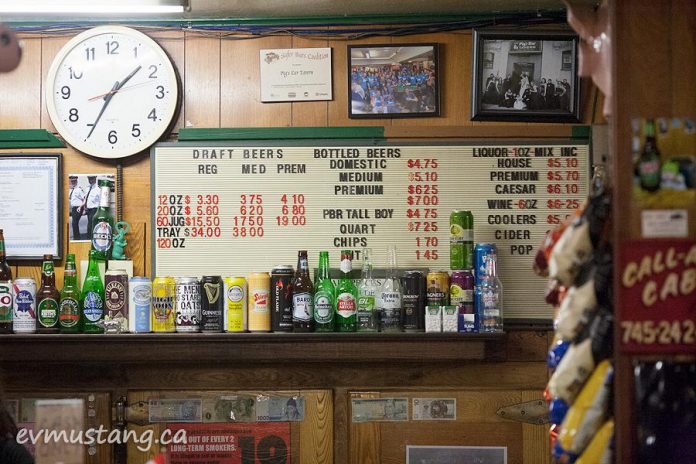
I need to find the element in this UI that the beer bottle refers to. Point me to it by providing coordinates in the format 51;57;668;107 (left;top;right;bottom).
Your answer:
37;254;60;333
638;119;661;192
335;250;358;332
313;251;335;332
80;249;105;333
91;178;114;261
0;229;13;334
377;245;402;333
357;248;379;332
59;254;81;333
291;250;314;332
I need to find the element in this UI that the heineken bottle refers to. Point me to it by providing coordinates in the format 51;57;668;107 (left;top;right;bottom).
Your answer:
91;178;114;261
313;251;335;332
37;254;60;333
80;249;105;334
335;250;358;332
59;254;81;333
357;248;379;332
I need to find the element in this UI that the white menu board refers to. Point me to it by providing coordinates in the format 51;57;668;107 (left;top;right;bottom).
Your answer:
152;141;589;320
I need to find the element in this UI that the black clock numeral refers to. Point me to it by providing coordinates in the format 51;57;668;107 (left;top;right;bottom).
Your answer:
69;108;79;122
156;85;165;99
148;65;158;79
60;86;71;99
68;67;83;79
106;41;119;55
86;47;95;61
133;46;138;58
131;123;141;137
108;130;118;144
148;108;157;121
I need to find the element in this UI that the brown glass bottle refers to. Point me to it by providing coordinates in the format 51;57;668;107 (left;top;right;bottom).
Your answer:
37;254;60;333
291;250;314;332
0;229;12;334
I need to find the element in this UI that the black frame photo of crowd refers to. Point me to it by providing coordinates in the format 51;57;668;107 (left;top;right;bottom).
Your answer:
348;43;440;118
471;30;581;123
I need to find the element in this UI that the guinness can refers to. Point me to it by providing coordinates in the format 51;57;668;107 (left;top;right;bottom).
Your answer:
200;276;224;333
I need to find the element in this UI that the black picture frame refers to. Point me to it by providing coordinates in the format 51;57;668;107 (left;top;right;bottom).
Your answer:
348;43;440;119
471;30;581;123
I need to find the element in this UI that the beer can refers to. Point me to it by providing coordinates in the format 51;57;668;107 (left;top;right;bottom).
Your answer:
0;281;12;331
474;243;498;286
450;270;476;333
13;278;36;333
248;272;271;332
450;210;474;270
152;277;176;333
128;277;152;333
200;276;224;333
105;269;129;333
401;270;425;332
223;277;247;332
176;277;201;333
426;271;449;307
271;265;294;332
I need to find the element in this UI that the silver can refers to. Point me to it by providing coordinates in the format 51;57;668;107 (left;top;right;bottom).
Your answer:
176;277;201;333
128;277;152;333
13;278;36;333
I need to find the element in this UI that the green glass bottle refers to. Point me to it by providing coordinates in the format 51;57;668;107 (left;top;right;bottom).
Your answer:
638;119;661;192
91;178;114;261
335;250;358;332
59;254;81;333
313;251;335;332
80;249;105;334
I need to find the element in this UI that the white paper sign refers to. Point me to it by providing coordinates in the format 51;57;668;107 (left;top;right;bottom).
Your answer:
260;48;332;102
641;209;689;238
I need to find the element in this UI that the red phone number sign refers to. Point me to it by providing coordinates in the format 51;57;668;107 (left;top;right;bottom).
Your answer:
618;239;696;353
167;423;290;464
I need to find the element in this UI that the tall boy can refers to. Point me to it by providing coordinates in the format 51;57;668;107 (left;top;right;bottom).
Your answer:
152;277;176;332
248;272;271;332
200;276;224;333
176;277;201;333
450;270;476;333
401;270;425;332
12;279;36;333
224;277;247;332
271;265;294;332
450;210;474;270
105;269;129;333
128;277;152;333
474;243;498;286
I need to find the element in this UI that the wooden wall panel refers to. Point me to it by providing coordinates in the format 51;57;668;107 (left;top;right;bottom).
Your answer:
0;37;41;129
183;33;221;128
291;36;329;126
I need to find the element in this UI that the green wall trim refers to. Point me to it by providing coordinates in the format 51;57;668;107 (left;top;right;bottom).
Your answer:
571;125;591;140
0;130;65;148
178;127;385;141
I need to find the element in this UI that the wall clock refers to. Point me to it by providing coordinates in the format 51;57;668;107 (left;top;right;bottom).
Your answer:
45;26;180;159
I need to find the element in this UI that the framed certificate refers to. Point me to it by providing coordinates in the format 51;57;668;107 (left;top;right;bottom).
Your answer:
0;153;62;260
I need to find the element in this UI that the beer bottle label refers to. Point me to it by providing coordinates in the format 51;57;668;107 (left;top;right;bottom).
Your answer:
83;291;104;322
105;281;126;313
292;292;313;321
336;292;357;318
42;261;54;276
59;297;79;328
0;284;11;323
313;292;333;322
38;298;58;327
92;221;113;252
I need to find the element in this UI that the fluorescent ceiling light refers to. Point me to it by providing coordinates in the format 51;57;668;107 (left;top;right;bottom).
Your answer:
0;0;189;14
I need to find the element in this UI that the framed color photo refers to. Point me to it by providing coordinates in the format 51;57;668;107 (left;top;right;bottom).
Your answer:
0;153;62;260
471;30;581;123
348;43;440;118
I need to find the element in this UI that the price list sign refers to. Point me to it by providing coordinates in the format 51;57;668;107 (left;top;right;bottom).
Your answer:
153;142;589;320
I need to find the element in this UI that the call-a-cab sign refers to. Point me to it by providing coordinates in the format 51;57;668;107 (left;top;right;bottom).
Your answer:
619;239;696;353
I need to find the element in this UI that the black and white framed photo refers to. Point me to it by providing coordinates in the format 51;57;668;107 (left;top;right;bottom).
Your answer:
471;30;581;123
348;43;440;118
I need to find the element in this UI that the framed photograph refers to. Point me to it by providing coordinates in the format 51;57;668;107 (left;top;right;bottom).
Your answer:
407;445;507;464
0;153;62;260
471;30;581;123
348;43;440;118
67;173;116;243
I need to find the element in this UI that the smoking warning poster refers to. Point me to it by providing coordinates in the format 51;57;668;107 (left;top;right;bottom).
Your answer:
167;423;290;464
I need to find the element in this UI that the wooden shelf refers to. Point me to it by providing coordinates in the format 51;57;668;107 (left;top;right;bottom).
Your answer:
0;332;505;364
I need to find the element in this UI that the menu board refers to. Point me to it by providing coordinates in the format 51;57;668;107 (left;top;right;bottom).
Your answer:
152;141;589;320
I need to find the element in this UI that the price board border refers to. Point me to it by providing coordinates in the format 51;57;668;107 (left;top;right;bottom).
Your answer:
150;138;592;325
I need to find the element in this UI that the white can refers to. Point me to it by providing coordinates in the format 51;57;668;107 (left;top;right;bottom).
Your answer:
13;278;36;333
128;277;152;333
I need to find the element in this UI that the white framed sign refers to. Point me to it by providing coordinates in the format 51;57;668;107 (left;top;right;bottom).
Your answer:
260;47;332;102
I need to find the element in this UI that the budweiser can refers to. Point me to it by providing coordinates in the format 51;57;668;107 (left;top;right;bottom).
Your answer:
152;277;176;333
176;277;201;333
248;272;270;332
224;277;247;332
128;277;152;333
105;269;129;333
13;278;36;333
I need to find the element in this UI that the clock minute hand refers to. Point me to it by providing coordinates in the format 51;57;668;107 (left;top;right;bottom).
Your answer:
86;80;119;139
115;65;142;92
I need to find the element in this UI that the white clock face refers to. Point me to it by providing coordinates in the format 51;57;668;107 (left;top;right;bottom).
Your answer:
46;26;179;158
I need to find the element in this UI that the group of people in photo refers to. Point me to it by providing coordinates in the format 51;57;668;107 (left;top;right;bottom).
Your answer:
351;63;437;114
482;70;572;111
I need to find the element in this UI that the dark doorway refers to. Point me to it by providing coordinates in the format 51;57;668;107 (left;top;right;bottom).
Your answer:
513;62;535;82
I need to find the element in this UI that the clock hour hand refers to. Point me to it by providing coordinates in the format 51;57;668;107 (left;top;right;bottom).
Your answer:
86;80;119;139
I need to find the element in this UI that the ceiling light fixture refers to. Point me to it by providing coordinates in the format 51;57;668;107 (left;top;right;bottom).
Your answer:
0;0;189;14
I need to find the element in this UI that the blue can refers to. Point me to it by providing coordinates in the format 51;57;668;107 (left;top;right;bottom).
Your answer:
474;243;497;286
128;277;152;333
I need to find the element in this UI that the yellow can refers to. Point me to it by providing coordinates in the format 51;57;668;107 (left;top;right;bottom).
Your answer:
152;276;176;332
224;277;247;332
247;272;270;332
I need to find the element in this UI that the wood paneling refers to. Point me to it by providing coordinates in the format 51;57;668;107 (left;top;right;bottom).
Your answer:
184;33;221;128
291;36;329;127
0;37;41;129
